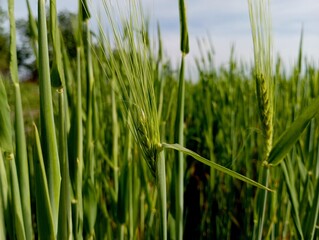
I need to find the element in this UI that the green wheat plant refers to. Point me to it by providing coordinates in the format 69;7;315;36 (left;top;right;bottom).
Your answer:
248;0;274;239
248;0;273;160
173;0;189;238
249;1;319;239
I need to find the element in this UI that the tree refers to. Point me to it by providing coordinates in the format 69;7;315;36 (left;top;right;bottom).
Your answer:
16;10;78;81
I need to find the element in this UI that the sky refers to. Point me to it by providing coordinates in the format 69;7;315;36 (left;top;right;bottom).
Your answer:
5;0;319;75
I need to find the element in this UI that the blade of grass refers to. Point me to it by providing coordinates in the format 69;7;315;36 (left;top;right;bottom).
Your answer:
0;79;13;153
268;96;319;166
304;179;319;240
84;20;95;184
68;4;85;237
0;78;25;239
162;143;273;191
8;0;18;85
0;77;12;238
25;0;38;59
8;0;32;237
82;18;98;237
117;156;129;225
9;155;26;240
49;0;64;88
67;46;84;239
255;167;269;240
38;0;61;233
83;179;97;238
280;161;304;239
13;84;32;240
33;123;55;240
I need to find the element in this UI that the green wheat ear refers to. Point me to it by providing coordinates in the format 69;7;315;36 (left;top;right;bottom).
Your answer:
131;106;161;177
100;0;162;176
248;0;274;159
255;72;273;158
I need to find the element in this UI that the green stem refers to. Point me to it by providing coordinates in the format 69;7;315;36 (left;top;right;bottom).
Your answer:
84;20;95;183
174;55;186;240
57;89;71;239
112;77;119;197
177;0;189;235
14;84;32;240
33;124;55;240
9;155;26;240
75;46;84;239
157;150;167;240
255;167;269;240
128;134;134;240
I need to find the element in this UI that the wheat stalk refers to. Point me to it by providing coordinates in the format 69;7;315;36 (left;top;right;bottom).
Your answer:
248;0;274;239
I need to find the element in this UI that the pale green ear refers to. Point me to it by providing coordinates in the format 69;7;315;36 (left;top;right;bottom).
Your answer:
248;0;274;159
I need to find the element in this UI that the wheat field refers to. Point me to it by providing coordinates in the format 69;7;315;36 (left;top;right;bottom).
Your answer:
1;0;319;239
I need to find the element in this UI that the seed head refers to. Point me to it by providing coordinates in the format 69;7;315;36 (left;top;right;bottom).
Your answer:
248;0;274;159
131;106;161;177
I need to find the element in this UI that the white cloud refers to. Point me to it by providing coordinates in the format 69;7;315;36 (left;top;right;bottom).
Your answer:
150;0;319;72
9;0;319;74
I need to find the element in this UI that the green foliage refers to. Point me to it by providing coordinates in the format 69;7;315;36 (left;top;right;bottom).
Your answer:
269;96;319;166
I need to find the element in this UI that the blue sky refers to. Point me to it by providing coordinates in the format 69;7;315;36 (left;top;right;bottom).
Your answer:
9;0;319;73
